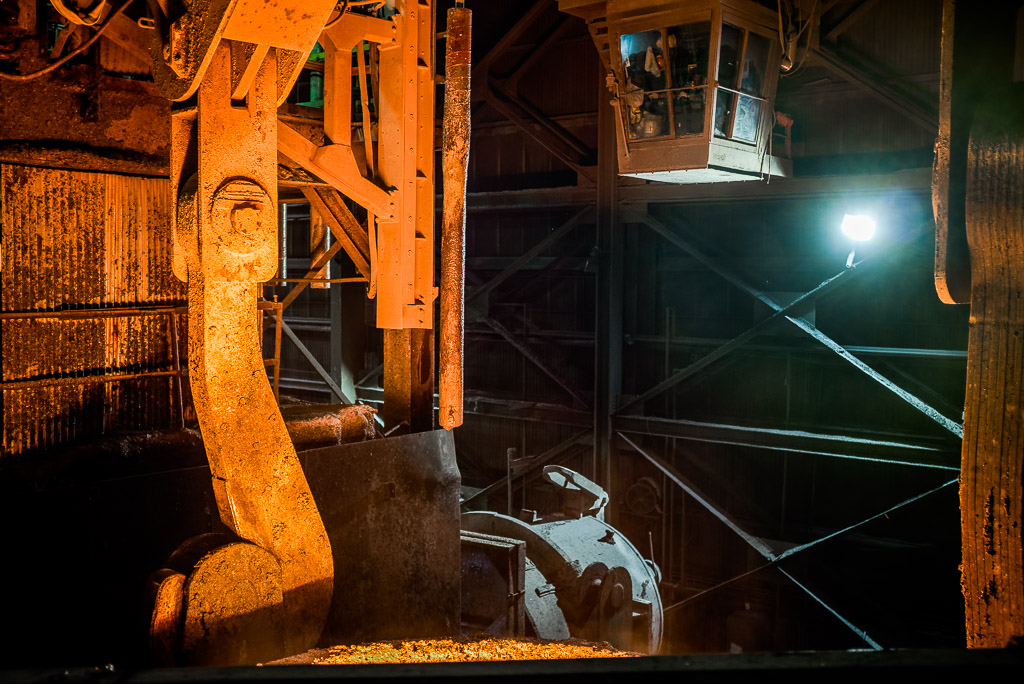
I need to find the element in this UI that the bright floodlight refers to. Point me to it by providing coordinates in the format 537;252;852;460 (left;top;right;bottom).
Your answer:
841;214;876;241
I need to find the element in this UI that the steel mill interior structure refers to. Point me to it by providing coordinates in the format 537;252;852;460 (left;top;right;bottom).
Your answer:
2;0;1024;678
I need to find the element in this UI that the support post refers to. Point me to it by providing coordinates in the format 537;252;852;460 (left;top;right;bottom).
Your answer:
593;84;621;519
383;328;435;434
439;4;471;430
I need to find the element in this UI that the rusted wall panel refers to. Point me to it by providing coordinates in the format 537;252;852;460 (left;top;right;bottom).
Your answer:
1;165;184;456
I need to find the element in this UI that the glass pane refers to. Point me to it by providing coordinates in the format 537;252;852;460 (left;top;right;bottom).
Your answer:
732;94;761;142
718;23;742;89
667;22;711;89
622;82;643;140
714;90;735;137
624;90;669;140
620;29;666;92
740;31;770;96
632;92;669;138
673;88;705;135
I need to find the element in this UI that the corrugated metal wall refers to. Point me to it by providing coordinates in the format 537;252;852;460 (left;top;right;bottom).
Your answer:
1;164;184;457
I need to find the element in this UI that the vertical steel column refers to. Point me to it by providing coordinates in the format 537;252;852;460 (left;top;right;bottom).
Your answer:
383;327;434;433
439;3;471;430
376;0;435;328
593;84;622;520
377;0;436;432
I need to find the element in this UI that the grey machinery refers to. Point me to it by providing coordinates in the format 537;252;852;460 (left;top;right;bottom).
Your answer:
461;466;663;654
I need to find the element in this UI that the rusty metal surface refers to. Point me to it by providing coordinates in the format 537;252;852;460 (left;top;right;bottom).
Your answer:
99;12;153;75
300;429;461;645
1;164;185;457
160;39;333;664
145;0;335;103
959;84;1024;648
0;428;219;666
0;423;455;665
280;403;377;451
0;32;170;175
150;570;187;666
932;1;1017;305
180;541;288;666
383;328;434;433
439;6;471;431
929;1;1024;647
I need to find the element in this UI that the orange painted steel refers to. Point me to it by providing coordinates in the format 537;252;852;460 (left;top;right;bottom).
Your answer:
375;1;436;330
147;0;339;663
277;2;442;431
258;298;284;400
300;186;372;281
162;42;333;665
144;0;457;662
145;0;335;104
291;3;437;331
439;6;471;430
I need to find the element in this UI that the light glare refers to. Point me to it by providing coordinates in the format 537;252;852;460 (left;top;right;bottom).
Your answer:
841;214;876;241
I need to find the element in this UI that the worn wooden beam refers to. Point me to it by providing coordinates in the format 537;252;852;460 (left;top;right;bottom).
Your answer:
811;44;938;131
468;205;593;307
823;0;882;42
481;315;590;409
471;0;552;84
483;82;596;181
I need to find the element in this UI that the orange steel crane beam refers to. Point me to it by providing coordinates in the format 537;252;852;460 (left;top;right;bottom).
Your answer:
145;0;465;663
277;4;438;332
276;1;444;432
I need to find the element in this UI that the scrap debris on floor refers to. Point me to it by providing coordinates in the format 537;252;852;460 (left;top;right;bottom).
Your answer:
270;635;642;665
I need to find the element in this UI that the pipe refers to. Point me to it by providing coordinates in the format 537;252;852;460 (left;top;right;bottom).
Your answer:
439;4;471;430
